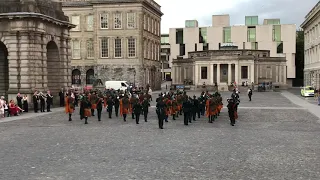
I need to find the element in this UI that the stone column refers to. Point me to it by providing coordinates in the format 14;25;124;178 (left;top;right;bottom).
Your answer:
283;65;287;85
209;63;213;85
217;63;220;84
228;63;232;85
251;63;255;84
192;65;195;85
279;65;282;83
276;65;279;82
235;63;238;85
7;32;21;95
195;64;199;86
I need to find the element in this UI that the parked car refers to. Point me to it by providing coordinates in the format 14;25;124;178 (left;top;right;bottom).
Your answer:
301;86;315;97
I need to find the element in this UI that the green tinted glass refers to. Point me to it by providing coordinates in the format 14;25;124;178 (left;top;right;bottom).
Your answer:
200;28;207;43
248;28;256;42
251;16;258;25
223;27;231;43
245;17;251;25
273;25;281;41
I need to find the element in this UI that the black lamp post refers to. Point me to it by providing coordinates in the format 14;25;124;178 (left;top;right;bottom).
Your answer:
133;70;136;87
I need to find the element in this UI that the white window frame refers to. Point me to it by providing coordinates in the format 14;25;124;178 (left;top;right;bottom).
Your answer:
114;13;122;29
127;12;136;29
100;13;109;29
114;38;122;58
71;15;80;31
86;15;93;31
87;39;94;58
127;38;136;57
72;40;81;59
144;40;147;58
100;38;109;58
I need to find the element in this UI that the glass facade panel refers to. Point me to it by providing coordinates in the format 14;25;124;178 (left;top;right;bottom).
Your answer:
223;27;231;43
247;27;256;42
201;67;208;79
176;29;183;44
251;42;258;50
161;36;169;44
199;28;207;43
245;16;258;25
267;19;280;25
273;25;281;41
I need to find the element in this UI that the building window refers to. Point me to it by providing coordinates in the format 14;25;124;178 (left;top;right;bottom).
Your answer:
71;16;80;31
251;42;258;50
72;69;81;85
86;69;94;85
201;67;208;79
241;66;248;79
127;12;136;28
267;19;280;25
87;40;94;58
151;19;154;33
101;38;109;58
273;25;281;41
176;29;184;44
203;43;209;51
195;43;197;51
87;15;93;31
128;38;136;57
148;17;150;31
100;13;108;29
247;27;256;42
277;42;283;53
223;27;231;43
199;28;207;43
151;43;154;60
114;38;122;57
72;40;80;59
144;15;146;29
144;40;147;58
179;44;185;56
245;16;258;26
243;42;245;49
114;13;122;29
161;35;169;45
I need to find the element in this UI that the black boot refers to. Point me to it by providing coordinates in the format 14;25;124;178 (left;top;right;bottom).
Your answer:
85;117;88;124
173;114;176;120
69;114;72;121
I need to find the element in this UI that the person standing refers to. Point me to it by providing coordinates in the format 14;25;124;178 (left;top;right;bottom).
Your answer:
114;96;120;117
182;98;191;125
156;96;166;129
59;88;65;107
39;92;46;112
33;91;39;113
248;88;253;101
107;96;114;118
90;91;97;116
133;102;142;124
129;95;138;119
141;97;150;122
96;93;104;121
46;91;53;112
65;90;75;121
80;93;91;124
120;95;130;122
227;99;236;126
16;93;23;112
22;95;28;112
192;95;200;120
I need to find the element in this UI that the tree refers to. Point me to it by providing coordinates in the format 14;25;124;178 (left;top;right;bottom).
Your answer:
295;31;304;85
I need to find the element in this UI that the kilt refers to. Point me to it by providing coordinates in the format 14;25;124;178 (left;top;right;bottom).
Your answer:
84;108;91;117
91;104;97;109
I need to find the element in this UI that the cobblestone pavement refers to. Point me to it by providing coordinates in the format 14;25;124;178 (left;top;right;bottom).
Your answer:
0;91;319;180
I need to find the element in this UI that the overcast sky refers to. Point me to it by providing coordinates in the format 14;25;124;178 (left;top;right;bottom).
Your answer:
154;0;319;33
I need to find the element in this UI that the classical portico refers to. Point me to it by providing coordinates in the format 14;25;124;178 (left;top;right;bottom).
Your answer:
172;49;287;91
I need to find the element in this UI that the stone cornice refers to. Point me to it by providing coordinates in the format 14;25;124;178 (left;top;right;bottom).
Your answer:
0;12;76;28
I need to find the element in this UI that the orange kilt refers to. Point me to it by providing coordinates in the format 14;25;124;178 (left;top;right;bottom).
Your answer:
65;106;74;114
84;108;91;117
121;108;129;115
91;104;97;109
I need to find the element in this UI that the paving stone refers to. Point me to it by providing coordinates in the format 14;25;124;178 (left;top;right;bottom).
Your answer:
0;91;319;180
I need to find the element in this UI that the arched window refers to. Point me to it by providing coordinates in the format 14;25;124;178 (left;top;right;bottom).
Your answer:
72;69;81;84
86;69;94;84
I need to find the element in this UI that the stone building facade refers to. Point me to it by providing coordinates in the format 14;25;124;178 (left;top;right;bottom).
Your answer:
62;0;163;90
301;1;320;88
172;49;287;91
0;0;74;103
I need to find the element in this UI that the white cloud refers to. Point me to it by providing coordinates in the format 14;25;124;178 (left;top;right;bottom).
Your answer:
154;0;248;33
154;0;319;33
